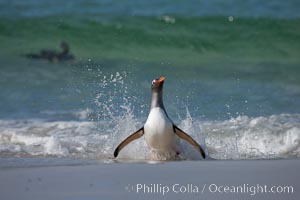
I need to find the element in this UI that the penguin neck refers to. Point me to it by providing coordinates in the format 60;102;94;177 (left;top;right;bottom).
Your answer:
151;91;165;110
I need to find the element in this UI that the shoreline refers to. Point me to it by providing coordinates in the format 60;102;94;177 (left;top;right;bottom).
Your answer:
0;158;299;200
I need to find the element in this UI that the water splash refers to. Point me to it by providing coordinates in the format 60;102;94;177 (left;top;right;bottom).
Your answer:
92;71;148;160
0;114;300;160
1;70;300;160
204;114;300;159
92;72;207;160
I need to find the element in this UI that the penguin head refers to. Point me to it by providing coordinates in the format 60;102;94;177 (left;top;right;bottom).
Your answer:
151;76;165;91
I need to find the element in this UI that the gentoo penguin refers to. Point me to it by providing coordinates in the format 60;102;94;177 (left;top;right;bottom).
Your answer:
24;41;74;62
114;77;206;160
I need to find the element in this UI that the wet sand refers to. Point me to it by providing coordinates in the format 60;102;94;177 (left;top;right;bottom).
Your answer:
0;159;298;200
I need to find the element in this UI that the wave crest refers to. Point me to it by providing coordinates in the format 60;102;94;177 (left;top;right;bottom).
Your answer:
0;113;299;160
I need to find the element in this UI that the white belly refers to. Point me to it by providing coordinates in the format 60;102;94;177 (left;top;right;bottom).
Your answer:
144;108;177;151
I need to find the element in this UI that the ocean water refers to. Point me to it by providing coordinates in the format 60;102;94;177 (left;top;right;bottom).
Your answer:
0;0;300;162
1;0;300;18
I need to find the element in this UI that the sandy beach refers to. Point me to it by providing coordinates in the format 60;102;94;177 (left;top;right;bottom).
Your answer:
0;158;298;200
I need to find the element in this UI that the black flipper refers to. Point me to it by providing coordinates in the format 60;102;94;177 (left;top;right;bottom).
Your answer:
173;125;206;159
113;127;144;158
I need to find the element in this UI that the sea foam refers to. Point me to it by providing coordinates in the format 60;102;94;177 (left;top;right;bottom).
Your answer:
0;113;300;160
1;70;300;160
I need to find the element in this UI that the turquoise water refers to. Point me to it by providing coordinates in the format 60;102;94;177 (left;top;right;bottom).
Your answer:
0;1;300;160
1;0;300;18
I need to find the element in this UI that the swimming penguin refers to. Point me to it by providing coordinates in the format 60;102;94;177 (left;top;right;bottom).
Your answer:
24;41;74;62
114;77;206;160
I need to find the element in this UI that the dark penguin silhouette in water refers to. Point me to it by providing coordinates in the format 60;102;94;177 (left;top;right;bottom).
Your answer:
114;77;206;160
25;41;74;62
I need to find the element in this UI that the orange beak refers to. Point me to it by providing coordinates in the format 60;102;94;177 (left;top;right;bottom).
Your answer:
157;76;165;83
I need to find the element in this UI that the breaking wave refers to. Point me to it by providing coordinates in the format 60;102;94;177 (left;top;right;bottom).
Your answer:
0;113;299;160
1;70;300;161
